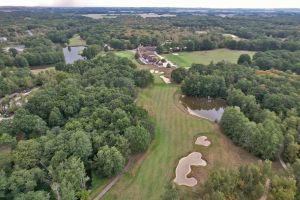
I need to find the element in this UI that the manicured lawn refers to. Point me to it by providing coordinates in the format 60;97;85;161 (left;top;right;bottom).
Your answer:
162;49;256;68
115;50;135;60
102;75;258;200
68;34;86;46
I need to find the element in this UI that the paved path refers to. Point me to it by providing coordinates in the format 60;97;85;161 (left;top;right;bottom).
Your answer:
93;158;133;200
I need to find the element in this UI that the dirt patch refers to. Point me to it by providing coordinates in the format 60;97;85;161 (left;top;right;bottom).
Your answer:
174;152;207;187
195;136;211;147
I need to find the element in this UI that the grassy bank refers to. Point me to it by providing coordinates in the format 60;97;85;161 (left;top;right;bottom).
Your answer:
102;75;257;200
162;49;256;67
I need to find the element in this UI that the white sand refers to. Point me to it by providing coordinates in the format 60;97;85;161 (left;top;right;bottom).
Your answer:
154;70;159;74
160;76;171;84
150;70;154;73
160;72;164;74
195;136;211;147
172;53;179;56
174;152;207;187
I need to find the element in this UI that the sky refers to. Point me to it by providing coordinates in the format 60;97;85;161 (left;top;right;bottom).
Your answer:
0;0;300;8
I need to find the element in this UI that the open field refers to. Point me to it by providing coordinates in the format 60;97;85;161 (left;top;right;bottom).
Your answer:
162;49;256;68
68;34;86;46
102;75;259;200
82;14;118;19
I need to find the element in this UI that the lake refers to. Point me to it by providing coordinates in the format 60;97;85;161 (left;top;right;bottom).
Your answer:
63;46;86;64
180;96;227;122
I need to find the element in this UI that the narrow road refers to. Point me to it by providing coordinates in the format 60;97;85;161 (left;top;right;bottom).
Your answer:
93;158;133;200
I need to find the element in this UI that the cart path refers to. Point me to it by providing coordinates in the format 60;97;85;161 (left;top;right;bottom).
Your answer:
93;157;134;200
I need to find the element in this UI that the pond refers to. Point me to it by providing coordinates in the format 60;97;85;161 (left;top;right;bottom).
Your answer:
180;96;227;122
63;46;86;64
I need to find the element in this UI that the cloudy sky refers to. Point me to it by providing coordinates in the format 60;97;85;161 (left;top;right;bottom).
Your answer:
0;0;299;8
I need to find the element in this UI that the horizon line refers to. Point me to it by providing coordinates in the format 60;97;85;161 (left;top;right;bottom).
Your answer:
0;6;300;9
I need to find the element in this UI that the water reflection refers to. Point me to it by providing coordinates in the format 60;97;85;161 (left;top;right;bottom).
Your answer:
63;46;86;64
180;96;226;122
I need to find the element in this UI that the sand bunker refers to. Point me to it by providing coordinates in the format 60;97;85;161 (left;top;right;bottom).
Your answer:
150;70;154;73
160;76;171;84
155;70;159;74
174;152;207;187
172;53;179;56
195;136;211;147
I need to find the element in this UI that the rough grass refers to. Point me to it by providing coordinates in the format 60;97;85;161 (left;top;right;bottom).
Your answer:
162;49;256;68
89;172;110;199
68;34;86;46
102;75;258;200
30;66;55;74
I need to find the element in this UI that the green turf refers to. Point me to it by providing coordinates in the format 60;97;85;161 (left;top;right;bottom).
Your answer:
162;49;256;68
115;50;135;60
68;34;86;46
101;75;257;200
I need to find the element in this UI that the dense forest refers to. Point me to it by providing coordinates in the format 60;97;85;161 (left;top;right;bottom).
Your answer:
0;54;154;199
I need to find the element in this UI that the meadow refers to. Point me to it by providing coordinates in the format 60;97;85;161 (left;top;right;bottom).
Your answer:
163;49;255;68
102;75;258;200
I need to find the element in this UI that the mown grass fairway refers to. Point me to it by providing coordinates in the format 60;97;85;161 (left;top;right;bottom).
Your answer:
102;76;258;200
115;50;135;60
163;49;256;67
68;34;86;46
